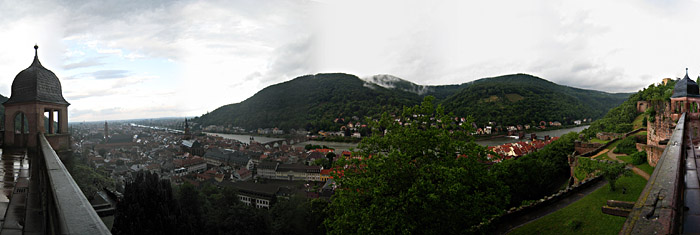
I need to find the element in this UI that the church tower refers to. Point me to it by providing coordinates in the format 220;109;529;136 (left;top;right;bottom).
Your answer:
104;121;109;142
184;118;191;140
3;45;70;149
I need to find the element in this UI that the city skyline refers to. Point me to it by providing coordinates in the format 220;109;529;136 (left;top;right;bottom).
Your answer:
0;0;698;121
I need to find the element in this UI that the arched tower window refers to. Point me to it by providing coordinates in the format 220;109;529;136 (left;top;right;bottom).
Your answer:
13;112;28;134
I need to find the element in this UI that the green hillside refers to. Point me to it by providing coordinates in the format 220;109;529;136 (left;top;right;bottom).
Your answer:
441;74;631;126
194;73;630;131
582;80;675;137
195;73;420;131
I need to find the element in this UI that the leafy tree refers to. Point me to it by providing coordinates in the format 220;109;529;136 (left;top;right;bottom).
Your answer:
614;137;638;155
630;151;647;165
270;196;327;235
177;183;205;234
583;80;674;138
200;185;271;235
112;171;180;235
578;159;631;191
325;152;336;168
325;97;508;234
68;163;115;200
600;162;632;191
491;132;578;206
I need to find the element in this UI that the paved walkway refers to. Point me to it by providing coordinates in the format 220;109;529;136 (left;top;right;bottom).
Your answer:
495;179;608;234
605;149;651;180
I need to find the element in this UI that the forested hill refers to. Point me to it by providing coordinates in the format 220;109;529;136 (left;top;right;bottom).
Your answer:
194;73;631;131
194;73;421;131
0;94;8;116
441;74;631;126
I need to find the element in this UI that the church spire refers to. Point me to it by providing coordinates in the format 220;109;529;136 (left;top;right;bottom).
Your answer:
32;44;42;67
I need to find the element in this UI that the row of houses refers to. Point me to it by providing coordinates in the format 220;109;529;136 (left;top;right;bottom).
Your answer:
258;162;322;181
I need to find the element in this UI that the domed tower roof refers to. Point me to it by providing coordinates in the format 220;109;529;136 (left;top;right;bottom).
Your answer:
4;45;69;105
671;68;700;98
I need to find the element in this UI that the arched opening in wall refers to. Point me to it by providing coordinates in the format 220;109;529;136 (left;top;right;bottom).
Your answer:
43;110;60;134
681;101;686;113
13;112;28;134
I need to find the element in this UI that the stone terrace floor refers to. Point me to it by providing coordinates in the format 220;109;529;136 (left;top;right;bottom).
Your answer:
0;148;41;235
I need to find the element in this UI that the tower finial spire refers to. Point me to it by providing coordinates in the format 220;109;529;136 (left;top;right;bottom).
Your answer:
687;68;689;76
31;44;42;66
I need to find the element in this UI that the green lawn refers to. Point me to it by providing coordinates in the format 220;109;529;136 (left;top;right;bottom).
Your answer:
510;174;647;235
617;155;632;164
589;138;609;144
637;163;654;175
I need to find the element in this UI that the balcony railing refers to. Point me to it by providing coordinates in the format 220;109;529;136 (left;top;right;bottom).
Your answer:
620;113;685;234
37;134;110;234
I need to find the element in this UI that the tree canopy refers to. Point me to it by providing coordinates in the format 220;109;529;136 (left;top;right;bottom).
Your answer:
325;97;509;234
582;80;675;137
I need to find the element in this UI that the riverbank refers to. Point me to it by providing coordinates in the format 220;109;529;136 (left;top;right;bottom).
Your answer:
476;125;589;147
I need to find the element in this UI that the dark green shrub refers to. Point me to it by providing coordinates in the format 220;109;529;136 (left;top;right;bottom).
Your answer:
614;137;638;155
630;151;647;165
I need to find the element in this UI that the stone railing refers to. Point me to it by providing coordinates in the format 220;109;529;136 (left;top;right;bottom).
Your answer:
620;113;685;234
38;134;111;234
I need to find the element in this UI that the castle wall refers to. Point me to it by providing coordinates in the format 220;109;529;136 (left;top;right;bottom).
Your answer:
637;101;650;113
646;101;673;166
646;100;700;166
574;141;602;155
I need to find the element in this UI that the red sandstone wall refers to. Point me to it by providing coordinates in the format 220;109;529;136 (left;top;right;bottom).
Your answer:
637;101;650;113
646;101;673;167
574;141;603;155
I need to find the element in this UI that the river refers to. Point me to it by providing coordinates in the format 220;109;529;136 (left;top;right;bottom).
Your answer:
206;125;590;150
474;125;589;146
204;132;283;144
206;132;358;152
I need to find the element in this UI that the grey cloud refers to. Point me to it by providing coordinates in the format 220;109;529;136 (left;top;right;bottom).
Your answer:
92;70;130;79
261;36;315;83
57;0;312;61
66;88;114;100
63;57;105;70
66;70;131;80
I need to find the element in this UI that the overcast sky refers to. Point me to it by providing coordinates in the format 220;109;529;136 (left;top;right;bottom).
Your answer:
0;0;697;121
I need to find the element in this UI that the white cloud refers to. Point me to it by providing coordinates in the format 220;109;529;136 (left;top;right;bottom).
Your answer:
0;0;698;121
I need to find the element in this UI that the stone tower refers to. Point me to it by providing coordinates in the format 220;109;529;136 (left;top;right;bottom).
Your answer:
670;68;700;120
3;45;70;149
184;118;191;140
104;121;109;141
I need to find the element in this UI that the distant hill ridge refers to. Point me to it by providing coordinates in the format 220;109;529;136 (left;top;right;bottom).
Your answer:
194;73;631;131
